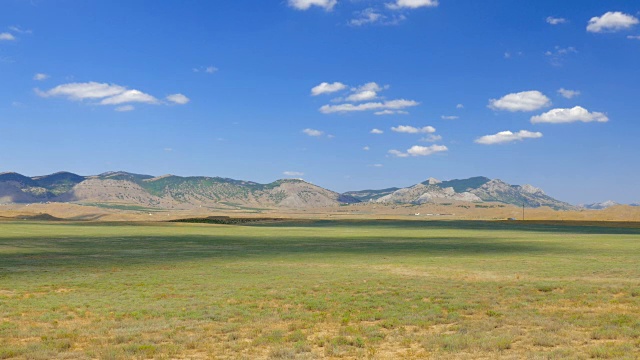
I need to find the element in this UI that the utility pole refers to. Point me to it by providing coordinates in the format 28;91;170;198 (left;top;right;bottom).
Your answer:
522;202;525;221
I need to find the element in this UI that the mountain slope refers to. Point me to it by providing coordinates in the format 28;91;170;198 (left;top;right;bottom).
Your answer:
0;171;575;210
468;179;574;210
345;177;574;210
0;171;358;208
342;187;400;202
376;183;481;204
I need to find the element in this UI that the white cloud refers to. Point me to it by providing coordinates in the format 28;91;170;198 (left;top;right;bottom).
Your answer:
441;115;458;120
408;144;447;156
320;99;418;114
346;90;377;102
420;134;442;142
33;73;49;81
349;8;405;26
391;125;436;134
488;90;551;112
546;16;567;25
100;90;158;105
283;171;305;176
303;128;324;137
370;128;384;134
115;105;135;112
164;148;173;152
390;144;447;157
587;11;639;33
36;81;187;108
387;0;438;10
557;88;580;99
456;104;464;109
374;110;408;115
388;149;409;158
350;8;383;26
166;93;190;105
363;146;370;151
288;0;337;11
346;82;384;102
311;82;347;96
531;106;608;124
38;82;127;100
370;164;384;167
628;35;640;40
475;130;542;145
0;32;16;41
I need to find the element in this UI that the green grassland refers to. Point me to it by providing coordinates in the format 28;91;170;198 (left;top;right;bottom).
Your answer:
1;220;639;359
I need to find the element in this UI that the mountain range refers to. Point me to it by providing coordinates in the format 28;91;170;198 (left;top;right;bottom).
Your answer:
0;171;587;210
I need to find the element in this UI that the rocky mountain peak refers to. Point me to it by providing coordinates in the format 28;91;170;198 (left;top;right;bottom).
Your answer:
425;177;441;185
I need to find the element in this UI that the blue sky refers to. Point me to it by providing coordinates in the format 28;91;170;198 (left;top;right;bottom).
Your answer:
1;0;639;204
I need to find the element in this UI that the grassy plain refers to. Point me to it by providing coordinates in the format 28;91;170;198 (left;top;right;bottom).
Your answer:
1;220;639;359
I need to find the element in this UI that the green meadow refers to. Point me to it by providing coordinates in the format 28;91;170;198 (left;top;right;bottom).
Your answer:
1;220;639;359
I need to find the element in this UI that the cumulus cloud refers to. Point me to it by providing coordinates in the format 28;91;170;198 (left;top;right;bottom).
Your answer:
33;73;49;81
303;128;324;137
475;130;542;145
36;81;188;109
441;115;458;120
283;171;304;176
530;106;608;124
391;125;435;134
115;105;135;112
166;93;190;105
0;32;16;41
387;0;438;10
320;99;418;114
587;11;639;33
288;0;337;11
456;104;464;109
628;35;640;40
363;146;370;151
420;134;442;142
311;82;347;96
370;164;384;167
346;82;384;102
370;128;384;134
389;144;448;157
546;16;567;25
557;88;580;99
488;90;551;112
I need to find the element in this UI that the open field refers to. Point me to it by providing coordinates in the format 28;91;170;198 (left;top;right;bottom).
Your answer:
1;220;640;359
2;201;640;223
